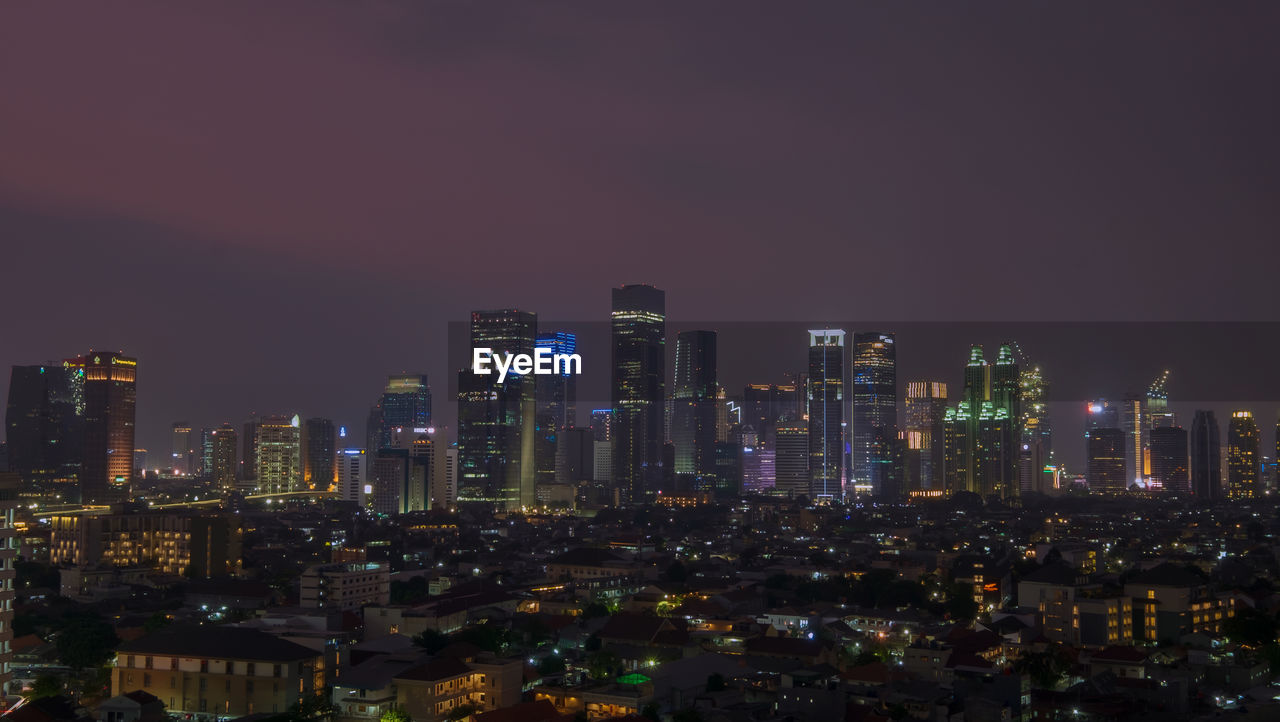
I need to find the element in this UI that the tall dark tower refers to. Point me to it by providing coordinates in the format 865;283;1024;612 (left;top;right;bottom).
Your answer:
535;331;577;489
807;329;845;501
1086;428;1126;492
851;332;897;497
458;310;537;510
1190;410;1222;500
1018;363;1052;494
78;351;137;504
301;417;336;491
1226;410;1260;499
671;330;718;493
1149;425;1189;493
4;364;84;502
611;285;665;505
210;423;238;491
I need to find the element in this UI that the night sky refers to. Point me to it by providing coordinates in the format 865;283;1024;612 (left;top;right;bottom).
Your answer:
3;2;1279;466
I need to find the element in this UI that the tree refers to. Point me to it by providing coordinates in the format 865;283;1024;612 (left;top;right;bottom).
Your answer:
143;612;171;633
641;702;661;721
27;674;62;700
56;613;119;670
413;629;451;653
1013;644;1072;689
945;583;979;621
445;704;475;721
666;561;688;583
705;672;726;692
537;656;566;676
1224;607;1279;647
380;710;411;722
586;650;620;680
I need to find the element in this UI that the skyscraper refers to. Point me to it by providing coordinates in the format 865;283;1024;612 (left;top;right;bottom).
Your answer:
4;364;84;501
807;329;844;501
0;473;17;694
457;309;536;510
337;448;367;506
171;422;193;474
1018;365;1052;494
851;332;897;497
904;381;948;493
1086;427;1126;493
210;423;238;491
1147;371;1174;428
611;285;665;504
774;420;809;498
1226;410;1260;499
1149;425;1189;493
78;351;137;505
943;345;1019;500
1190;410;1222;500
1121;395;1148;487
535;331;577;489
671;330;718;493
367;374;432;454
301;417;336;491
255;415;301;495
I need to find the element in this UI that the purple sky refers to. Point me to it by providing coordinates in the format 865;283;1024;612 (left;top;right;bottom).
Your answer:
3;2;1279;459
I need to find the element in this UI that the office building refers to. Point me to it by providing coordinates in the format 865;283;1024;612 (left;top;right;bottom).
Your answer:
4;363;84;501
943;345;1020;500
78;351;137;504
807;329;844;501
50;510;242;577
1018;365;1052;494
337;449;368;506
904;381;947;492
301;417;336;491
1190;410;1221;500
611;285;665;504
210;424;239;491
457;309;536;510
671;330;718;493
255;415;301;495
1121;395;1147;487
300;562;390;611
1086;428;1126;493
367;374;432;455
1149;426;1189;493
775;421;809;499
1227;410;1260;499
851;332;897;496
535;331;577;488
171;422;193;474
0;473;16;695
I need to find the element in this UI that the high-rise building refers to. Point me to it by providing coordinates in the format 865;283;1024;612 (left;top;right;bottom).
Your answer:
1190;410;1222;500
0;473;16;695
671;330;718;493
943;345;1020;500
1121;395;1148;487
1149;426;1189;493
590;409;614;443
367;374;432;457
199;427;215;478
1018;365;1052;494
458;309;536;510
1227;410;1260;499
171;422;193;474
1086;427;1126;493
535;332;578;489
611;285;665;504
1147;371;1174;428
742;382;804;435
4;364;84;502
255;415;301;495
301;417;337;491
904;381;947;493
210;423;238;491
807;330;845;501
774;421;809;499
78;351;137;505
337;448;368;506
851;332;897;497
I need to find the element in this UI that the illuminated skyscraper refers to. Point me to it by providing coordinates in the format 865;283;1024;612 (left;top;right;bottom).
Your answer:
851;332;897;497
611;285;665;504
1227;410;1260;499
535;331;577;488
302;417;336;491
457;309;536;510
171;422;193;474
1149;425;1189;493
807;329;845;501
1190;410;1222;500
1121;395;1147;487
337;448;367;506
255;415;301;495
0;472;16;693
79;351;137;504
4;364;84;501
1147;371;1174;428
210;423;238;491
1018;365;1052;494
1086;399;1120;430
591;409;614;443
671;330;718;493
904;381;948;493
367;374;432;454
944;345;1019;500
